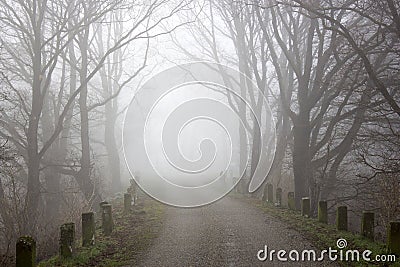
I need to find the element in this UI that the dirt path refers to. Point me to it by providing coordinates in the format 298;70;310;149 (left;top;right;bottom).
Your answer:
138;197;338;266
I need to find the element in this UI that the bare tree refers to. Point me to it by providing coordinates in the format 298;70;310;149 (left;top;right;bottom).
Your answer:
289;0;400;117
0;0;191;237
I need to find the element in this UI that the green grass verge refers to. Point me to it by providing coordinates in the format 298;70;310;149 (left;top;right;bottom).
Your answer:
237;195;399;267
38;196;165;267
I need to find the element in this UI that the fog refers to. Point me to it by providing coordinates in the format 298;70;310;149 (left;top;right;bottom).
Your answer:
123;62;276;206
0;0;399;264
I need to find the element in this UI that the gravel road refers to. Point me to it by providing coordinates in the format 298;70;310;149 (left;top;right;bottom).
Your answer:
139;197;338;266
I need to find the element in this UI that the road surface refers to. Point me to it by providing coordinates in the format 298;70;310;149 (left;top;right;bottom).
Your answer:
139;197;338;266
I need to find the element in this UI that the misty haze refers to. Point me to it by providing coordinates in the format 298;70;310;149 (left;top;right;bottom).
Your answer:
0;0;399;266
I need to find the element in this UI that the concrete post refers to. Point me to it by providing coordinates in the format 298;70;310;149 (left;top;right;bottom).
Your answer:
361;211;374;240
102;204;113;235
59;222;75;258
267;184;273;203
124;193;132;213
276;188;282;207
262;185;268;202
82;212;95;246
288;192;295;210
318;201;328;224
387;221;400;255
98;200;108;213
16;236;36;267
301;197;310;217
336;206;348;231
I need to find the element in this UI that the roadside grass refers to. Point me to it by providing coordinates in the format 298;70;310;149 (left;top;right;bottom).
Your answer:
235;195;399;267
38;196;165;267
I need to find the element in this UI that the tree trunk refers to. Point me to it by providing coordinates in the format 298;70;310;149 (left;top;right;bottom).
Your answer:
77;22;94;200
104;107;121;193
292;113;312;210
24;23;43;234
